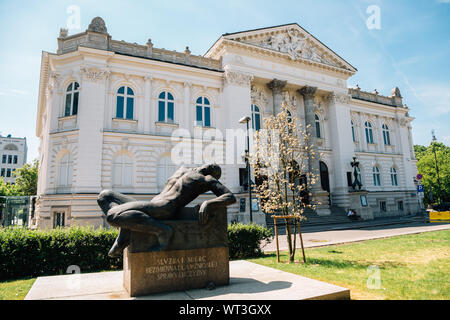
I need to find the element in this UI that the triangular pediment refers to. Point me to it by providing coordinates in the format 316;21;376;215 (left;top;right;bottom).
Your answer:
219;23;356;73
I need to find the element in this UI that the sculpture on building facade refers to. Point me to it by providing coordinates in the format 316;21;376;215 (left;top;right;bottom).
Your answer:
350;157;362;191
97;163;236;257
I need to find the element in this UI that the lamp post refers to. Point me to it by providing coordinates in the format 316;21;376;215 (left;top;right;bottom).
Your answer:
431;130;443;207
239;116;253;223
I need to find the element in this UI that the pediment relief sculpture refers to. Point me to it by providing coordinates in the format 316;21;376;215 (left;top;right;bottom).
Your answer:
251;85;268;105
255;29;340;68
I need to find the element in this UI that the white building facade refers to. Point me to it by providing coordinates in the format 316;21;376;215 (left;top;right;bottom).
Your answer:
33;17;421;229
0;134;27;184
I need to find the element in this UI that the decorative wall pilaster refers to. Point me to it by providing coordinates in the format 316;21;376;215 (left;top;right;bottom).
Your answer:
267;79;287;115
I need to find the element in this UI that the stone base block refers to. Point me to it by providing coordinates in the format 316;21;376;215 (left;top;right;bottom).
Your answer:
123;247;229;297
348;191;373;220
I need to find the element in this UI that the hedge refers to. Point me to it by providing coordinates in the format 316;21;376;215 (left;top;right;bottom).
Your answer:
227;223;273;260
0;224;273;281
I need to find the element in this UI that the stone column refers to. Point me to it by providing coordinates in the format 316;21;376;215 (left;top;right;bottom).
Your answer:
298;86;331;216
267;79;287;115
143;75;152;133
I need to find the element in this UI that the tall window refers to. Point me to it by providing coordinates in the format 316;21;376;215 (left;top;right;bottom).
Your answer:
116;86;134;120
13;155;18;164
372;166;381;186
58;153;73;186
158;91;174;123
0;168;4;177
6;169;11;178
8;155;12;164
351;120;356;142
390;167;398;186
157;156;176;191
382;124;391;145
113;154;133;187
251;104;261;131
365;121;374;144
2;155;6;163
64;82;79;117
196;97;211;127
315;114;321;138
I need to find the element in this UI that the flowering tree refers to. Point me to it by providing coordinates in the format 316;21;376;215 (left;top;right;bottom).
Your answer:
250;105;320;263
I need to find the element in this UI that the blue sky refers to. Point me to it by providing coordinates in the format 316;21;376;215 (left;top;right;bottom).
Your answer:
0;0;449;163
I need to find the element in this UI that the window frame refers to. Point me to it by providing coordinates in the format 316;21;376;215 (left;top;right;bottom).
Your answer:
64;82;80;117
195;96;211;127
158;91;175;123
116;86;135;120
390;167;398;186
251;104;261;131
314;114;322;139
365;121;374;144
372;166;381;186
382;124;391;145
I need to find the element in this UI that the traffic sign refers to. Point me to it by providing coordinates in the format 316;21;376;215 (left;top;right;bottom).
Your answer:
416;174;423;180
417;185;424;193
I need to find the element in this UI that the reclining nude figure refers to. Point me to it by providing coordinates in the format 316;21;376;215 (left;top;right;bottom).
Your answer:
97;164;236;257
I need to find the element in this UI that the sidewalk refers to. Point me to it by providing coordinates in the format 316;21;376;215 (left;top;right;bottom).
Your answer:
262;220;450;252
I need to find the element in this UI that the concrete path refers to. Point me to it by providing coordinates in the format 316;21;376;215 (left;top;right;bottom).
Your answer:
263;221;450;252
25;260;349;300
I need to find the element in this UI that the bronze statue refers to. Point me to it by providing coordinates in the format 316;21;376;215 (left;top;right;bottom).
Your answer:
97;163;236;257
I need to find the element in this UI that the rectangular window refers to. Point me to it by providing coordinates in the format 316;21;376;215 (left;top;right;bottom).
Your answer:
116;96;124;118
398;201;404;211
8;155;12;164
6;169;11;178
53;212;65;228
65;94;72;116
72;92;79;115
204;106;211;127
196;106;202;126
167;102;174;123
1;168;4;177
126;97;134;119
2;155;6;163
158;101;165;122
13;155;18;164
379;201;387;212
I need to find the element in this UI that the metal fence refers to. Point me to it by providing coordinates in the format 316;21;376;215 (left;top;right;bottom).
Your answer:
0;196;34;227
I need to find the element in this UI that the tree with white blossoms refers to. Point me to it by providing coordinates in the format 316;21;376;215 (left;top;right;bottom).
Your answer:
250;105;320;263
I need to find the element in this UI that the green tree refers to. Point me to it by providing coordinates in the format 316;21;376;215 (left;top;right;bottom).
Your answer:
13;160;39;196
414;143;450;205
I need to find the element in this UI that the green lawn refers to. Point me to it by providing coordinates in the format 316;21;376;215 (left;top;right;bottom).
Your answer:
249;230;450;300
0;278;35;300
1;230;449;300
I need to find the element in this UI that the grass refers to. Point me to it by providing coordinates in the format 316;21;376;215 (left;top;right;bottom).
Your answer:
0;278;36;300
248;230;450;300
1;230;449;300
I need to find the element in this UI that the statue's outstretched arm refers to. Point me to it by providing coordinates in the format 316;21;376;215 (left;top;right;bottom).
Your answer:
199;177;236;224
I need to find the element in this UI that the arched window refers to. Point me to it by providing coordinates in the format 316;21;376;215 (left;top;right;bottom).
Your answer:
158;91;174;123
116;86;134;120
382;124;391;145
196;97;211;127
351;120;356;142
251;104;261;131
365;121;374;144
390;167;398;186
113;154;133;187
157;156;176;191
64;82;79;117
372;166;381;186
58;153;73;186
315;114;322;138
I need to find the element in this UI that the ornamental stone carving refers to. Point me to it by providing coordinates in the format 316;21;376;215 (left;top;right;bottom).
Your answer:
259;28;339;67
282;90;298;109
250;85;268;105
267;79;287;94
88;17;108;34
81;66;110;82
298;86;317;99
329;92;351;105
223;70;253;87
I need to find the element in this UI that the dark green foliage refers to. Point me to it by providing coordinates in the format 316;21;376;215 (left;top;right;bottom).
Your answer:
227;223;273;260
0;227;121;281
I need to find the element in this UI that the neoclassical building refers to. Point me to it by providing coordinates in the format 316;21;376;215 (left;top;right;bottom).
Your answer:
0;134;27;184
33;17;421;228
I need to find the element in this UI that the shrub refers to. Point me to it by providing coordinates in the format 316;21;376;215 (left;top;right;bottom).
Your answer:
0;227;121;281
227;223;273;260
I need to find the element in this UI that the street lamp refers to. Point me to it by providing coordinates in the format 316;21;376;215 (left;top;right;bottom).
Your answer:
239;116;253;223
431;130;443;207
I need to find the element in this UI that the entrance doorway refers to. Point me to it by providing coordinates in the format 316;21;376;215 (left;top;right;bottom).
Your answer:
319;161;330;192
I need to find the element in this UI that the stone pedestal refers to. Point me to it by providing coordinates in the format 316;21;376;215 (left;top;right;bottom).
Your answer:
312;190;331;216
348;190;373;220
123;206;230;297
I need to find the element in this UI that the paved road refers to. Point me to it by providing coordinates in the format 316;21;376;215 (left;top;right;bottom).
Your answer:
262;221;450;252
